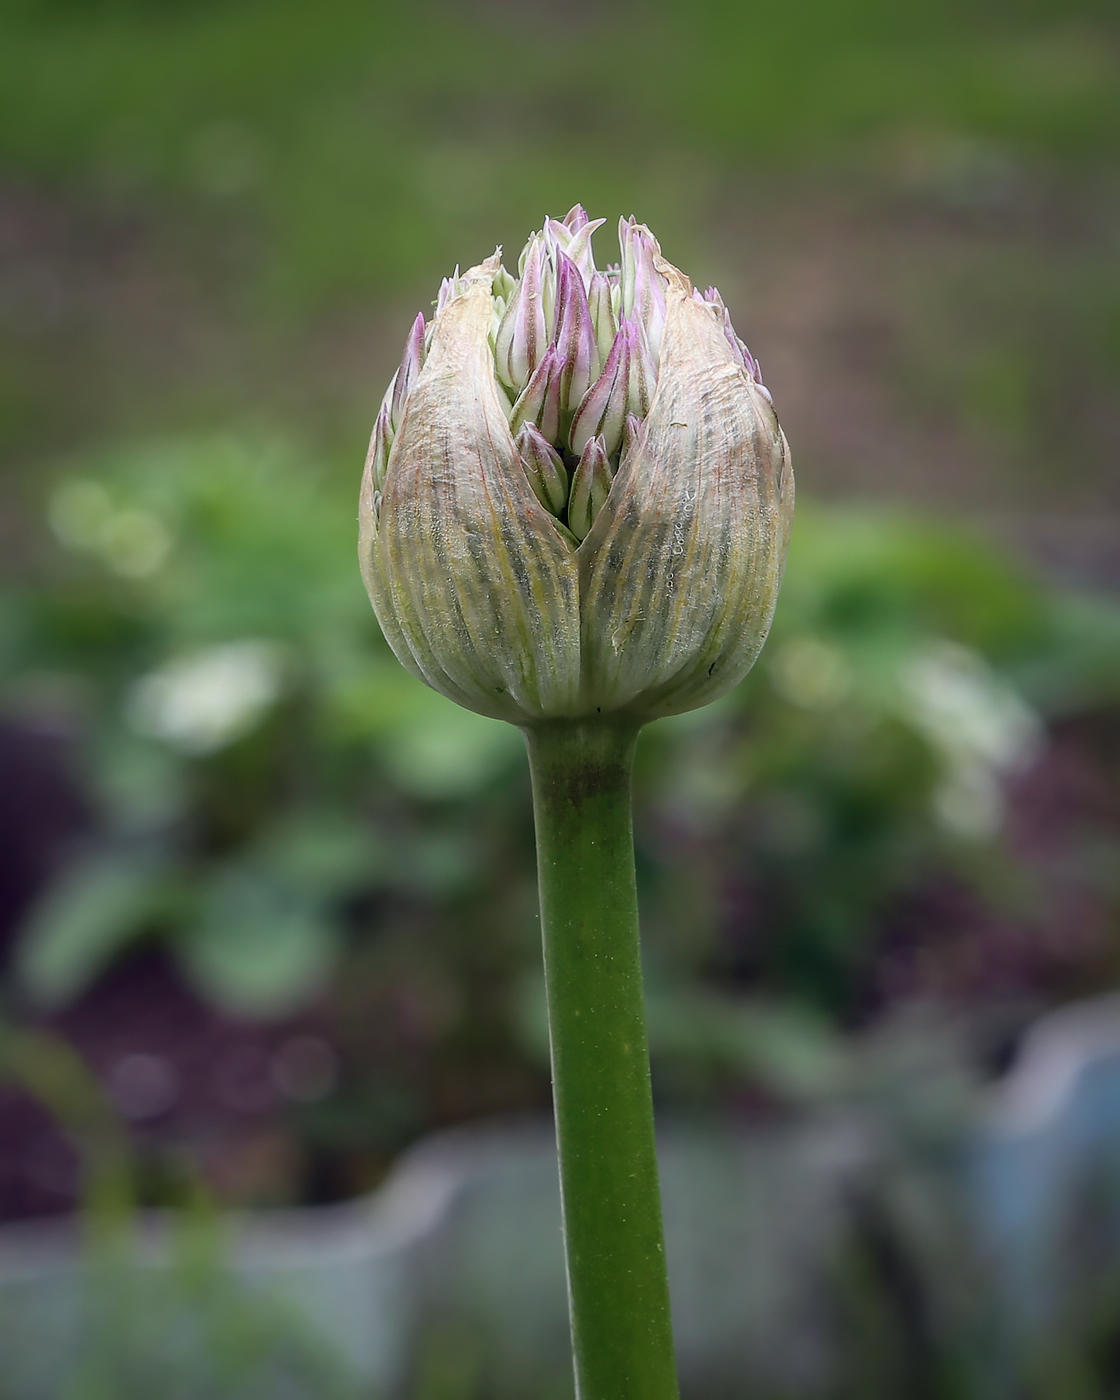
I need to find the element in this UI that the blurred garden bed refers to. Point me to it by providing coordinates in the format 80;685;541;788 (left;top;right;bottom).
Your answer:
1;432;1118;1225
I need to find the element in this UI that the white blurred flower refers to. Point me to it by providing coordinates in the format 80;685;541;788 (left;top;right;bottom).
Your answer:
904;640;1042;839
127;641;286;755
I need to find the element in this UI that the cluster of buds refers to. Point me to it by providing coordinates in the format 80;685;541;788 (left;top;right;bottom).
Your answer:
360;208;792;726
365;207;773;546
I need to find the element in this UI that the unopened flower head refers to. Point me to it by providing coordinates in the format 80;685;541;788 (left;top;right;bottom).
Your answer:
359;206;793;725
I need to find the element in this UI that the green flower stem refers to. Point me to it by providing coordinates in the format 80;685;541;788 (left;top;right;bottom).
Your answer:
524;719;679;1400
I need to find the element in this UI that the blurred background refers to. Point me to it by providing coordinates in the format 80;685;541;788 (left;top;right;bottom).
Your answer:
1;0;1119;1395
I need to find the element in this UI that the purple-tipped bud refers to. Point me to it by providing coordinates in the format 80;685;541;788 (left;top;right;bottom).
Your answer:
516;231;558;331
510;342;564;444
364;400;394;492
619;217;668;361
567;434;613;543
496;237;551;391
547;218;606;290
569;221;605;281
569;318;643;458
516;423;570;517
390;312;427;430
618;412;645;472
562;204;590;232
587;272;618;370
553;251;598;416
627;318;656;419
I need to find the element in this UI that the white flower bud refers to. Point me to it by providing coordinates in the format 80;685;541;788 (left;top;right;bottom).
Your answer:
359;214;793;726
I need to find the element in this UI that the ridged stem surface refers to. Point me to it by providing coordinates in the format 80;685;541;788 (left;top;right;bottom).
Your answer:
524;719;679;1400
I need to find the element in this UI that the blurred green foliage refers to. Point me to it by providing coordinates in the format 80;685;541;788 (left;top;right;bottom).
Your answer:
5;435;524;1017
0;0;1117;1206
3;434;1119;1111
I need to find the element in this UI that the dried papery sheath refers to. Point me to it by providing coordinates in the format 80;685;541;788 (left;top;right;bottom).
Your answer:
578;256;791;718
697;285;772;402
359;209;793;727
359;254;580;723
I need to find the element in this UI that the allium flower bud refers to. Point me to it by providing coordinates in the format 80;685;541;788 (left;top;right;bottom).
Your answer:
516;422;570;518
568;434;613;544
359;207;793;725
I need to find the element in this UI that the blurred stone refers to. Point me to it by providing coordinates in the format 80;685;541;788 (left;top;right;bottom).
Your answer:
4;996;1120;1395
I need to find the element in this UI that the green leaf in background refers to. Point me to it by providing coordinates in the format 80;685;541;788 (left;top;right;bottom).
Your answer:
17;850;167;1007
255;810;383;900
178;865;338;1017
380;694;522;801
